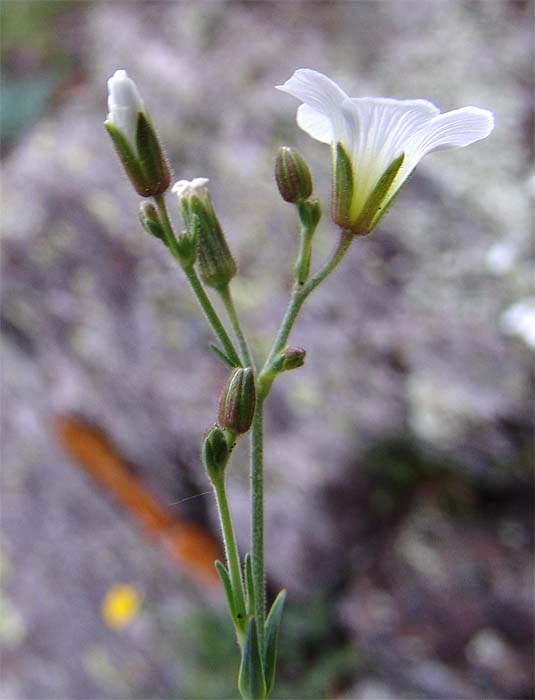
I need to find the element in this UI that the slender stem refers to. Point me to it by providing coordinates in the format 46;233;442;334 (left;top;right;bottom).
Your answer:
250;394;265;655
213;476;247;628
154;194;242;368
218;284;255;369
260;229;353;394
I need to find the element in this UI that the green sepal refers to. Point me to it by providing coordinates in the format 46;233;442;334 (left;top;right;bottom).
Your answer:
135;112;171;196
354;152;405;235
331;142;353;230
175;229;197;268
190;196;237;288
263;589;287;698
215;560;237;622
238;617;266;700
104;120;150;197
210;343;240;368
244;553;255;618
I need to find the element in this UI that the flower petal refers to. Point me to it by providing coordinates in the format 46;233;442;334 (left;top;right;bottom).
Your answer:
296;104;332;144
277;69;348;142
409;106;495;155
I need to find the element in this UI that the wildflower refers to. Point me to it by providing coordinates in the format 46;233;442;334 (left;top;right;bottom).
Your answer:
277;68;494;235
105;69;170;197
101;584;142;630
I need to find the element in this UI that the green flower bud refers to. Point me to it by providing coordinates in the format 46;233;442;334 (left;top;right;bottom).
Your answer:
139;202;166;242
275;346;306;372
219;367;256;435
172;179;237;289
275;146;313;203
201;424;229;484
105;70;170;197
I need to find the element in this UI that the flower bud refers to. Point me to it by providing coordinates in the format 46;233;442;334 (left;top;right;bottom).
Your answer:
275;346;306;372
219;367;256;435
139;202;166;242
105;70;170;197
275;146;313;203
172;179;237;288
202;424;230;484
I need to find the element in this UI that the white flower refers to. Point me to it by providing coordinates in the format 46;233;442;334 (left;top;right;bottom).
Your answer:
277;68;495;233
172;178;211;201
107;69;145;148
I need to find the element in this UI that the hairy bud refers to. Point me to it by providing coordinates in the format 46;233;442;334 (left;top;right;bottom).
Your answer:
275;146;313;203
219;367;256;435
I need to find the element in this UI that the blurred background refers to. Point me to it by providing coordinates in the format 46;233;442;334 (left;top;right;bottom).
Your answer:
1;1;533;698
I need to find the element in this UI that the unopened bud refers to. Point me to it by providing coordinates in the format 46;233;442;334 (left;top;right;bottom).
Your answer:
105;70;170;197
219;367;256;435
139;202;165;241
275;146;313;203
172;179;236;288
275;346;306;372
202;424;229;483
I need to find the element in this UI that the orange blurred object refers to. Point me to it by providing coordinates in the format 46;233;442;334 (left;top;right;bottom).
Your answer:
55;415;221;588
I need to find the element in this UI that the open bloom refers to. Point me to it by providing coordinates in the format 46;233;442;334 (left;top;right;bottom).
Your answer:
105;69;170;197
277;69;494;234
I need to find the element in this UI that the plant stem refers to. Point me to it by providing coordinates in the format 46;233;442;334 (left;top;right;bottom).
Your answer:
154;194;242;368
250;393;265;655
218;284;255;369
250;228;353;660
213;476;247;636
259;229;353;396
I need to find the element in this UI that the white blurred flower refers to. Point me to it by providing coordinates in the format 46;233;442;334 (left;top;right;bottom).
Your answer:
277;68;495;234
107;69;145;148
500;298;535;349
485;242;517;275
172;178;210;201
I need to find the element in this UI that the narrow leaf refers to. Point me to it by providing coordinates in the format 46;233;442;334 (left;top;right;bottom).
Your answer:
215;560;237;622
210;343;238;368
238;617;266;700
244;553;255;618
355;152;405;234
263;589;287;698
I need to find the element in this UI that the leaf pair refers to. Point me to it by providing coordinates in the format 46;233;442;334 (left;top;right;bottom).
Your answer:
238;589;287;699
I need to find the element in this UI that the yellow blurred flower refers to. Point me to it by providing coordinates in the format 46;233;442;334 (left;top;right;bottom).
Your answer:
101;584;142;630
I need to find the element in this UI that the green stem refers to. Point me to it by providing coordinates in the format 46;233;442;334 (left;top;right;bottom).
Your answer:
249;228;353;660
250;394;265;655
213;476;247;636
259;229;353;396
218;284;255;369
154;194;242;368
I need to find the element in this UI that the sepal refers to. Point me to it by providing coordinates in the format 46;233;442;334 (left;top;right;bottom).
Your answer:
331;142;353;231
190;195;237;288
354;152;405;235
135;112;171;196
105;120;150;196
139;202;166;243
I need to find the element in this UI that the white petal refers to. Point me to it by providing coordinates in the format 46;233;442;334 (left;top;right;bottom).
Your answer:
171;178;210;198
107;69;144;147
296;104;332;144
409;106;495;155
277;69;348;142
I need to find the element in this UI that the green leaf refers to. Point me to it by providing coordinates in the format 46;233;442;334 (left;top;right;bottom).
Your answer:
355;152;405;234
104;120;149;196
238;617;266;700
263;589;287;698
135;111;170;196
215;560;237;623
210;343;239;368
244;554;255;618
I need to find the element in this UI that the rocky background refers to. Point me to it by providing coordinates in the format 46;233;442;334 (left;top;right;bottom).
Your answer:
1;1;533;698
